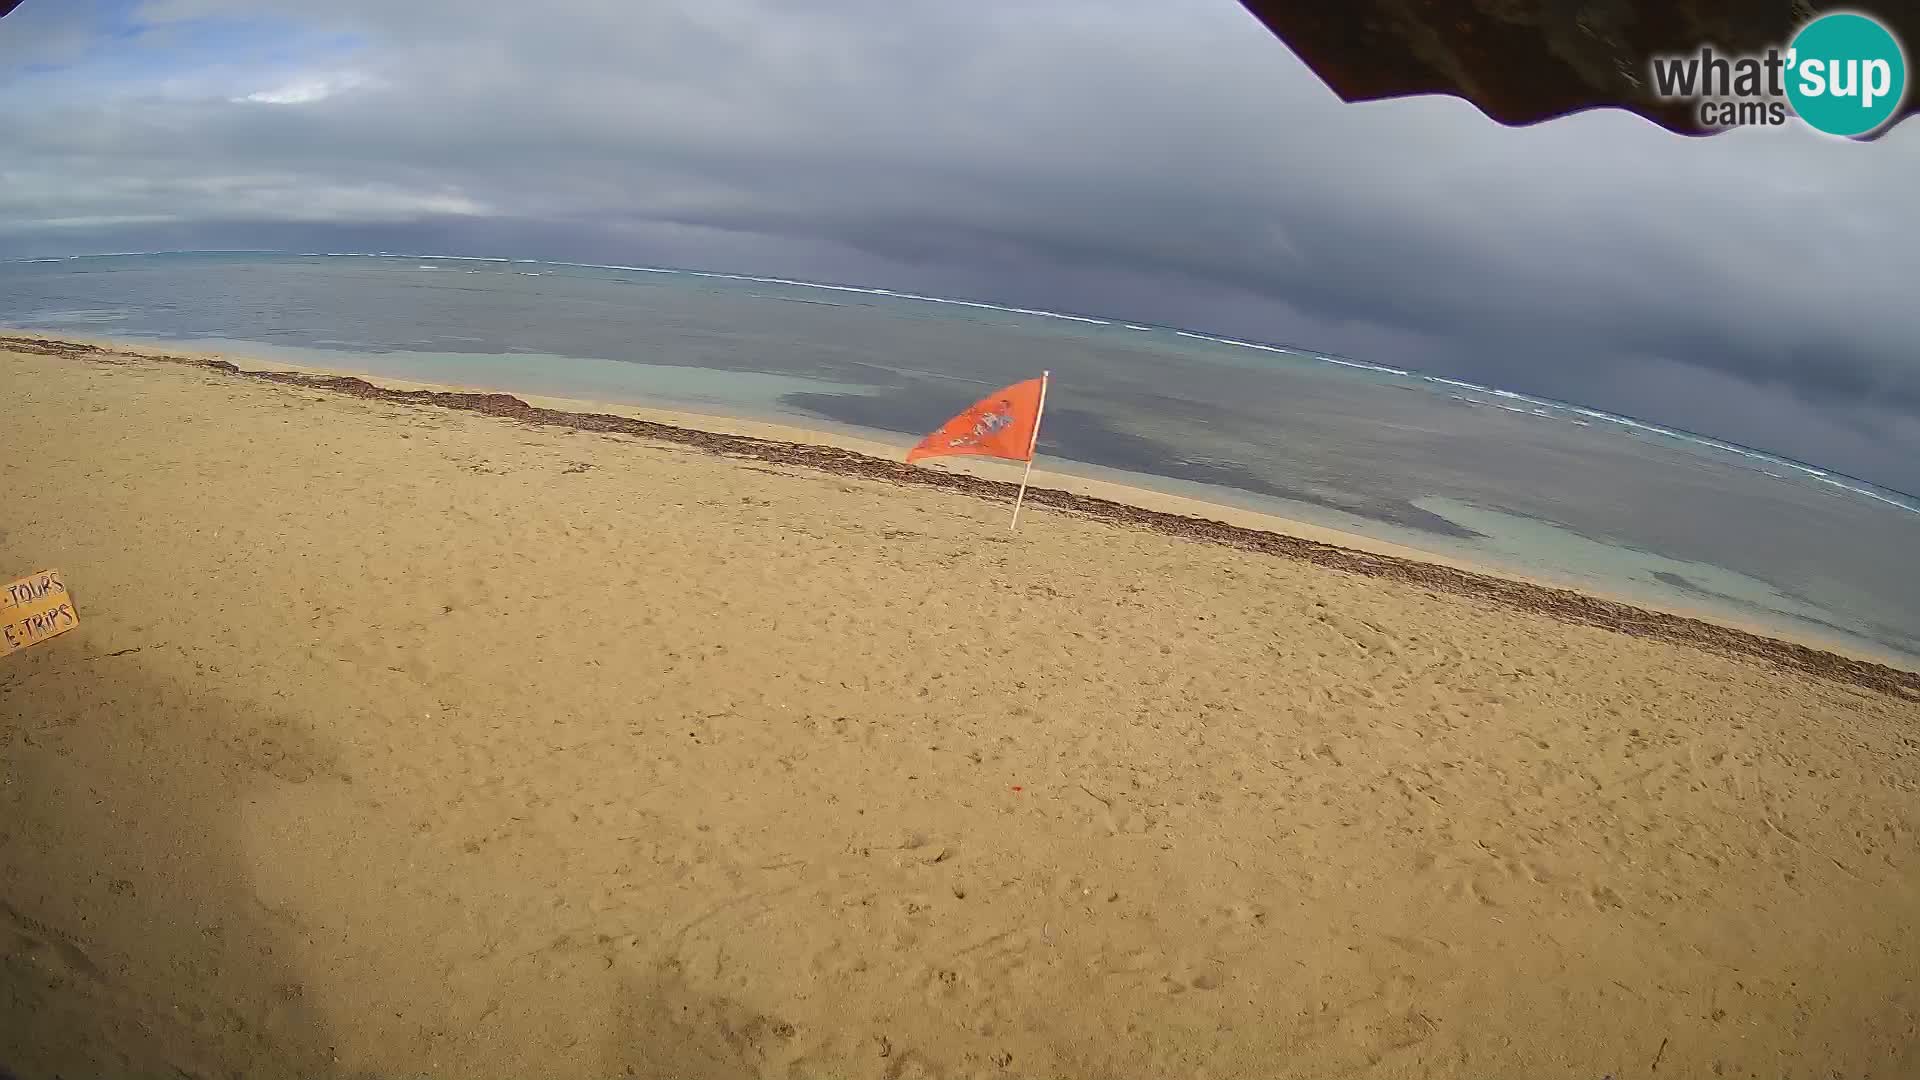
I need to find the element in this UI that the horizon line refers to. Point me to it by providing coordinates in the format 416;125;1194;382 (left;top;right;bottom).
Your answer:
6;246;1916;506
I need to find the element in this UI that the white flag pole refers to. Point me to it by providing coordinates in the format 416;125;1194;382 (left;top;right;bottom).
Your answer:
1009;370;1050;531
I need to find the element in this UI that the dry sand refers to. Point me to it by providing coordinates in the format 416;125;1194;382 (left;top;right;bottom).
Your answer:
3;338;1918;1080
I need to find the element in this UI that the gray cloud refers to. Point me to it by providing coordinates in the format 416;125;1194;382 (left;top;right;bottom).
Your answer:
3;0;1918;490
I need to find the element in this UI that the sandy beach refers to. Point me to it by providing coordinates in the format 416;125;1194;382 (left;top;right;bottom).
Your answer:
3;336;1918;1079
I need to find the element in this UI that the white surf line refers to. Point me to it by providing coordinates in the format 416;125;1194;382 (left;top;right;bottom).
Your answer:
21;249;1920;516
1177;329;1413;376
1174;329;1295;354
388;256;1120;327
60;249;276;260
1321;356;1413;376
63;251;164;258
661;266;1116;326
1423;375;1491;392
1170;328;1917;515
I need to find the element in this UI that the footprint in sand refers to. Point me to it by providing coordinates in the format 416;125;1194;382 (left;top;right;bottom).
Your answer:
1;899;101;981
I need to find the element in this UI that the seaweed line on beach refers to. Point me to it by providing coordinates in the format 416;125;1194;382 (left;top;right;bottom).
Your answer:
13;334;1920;701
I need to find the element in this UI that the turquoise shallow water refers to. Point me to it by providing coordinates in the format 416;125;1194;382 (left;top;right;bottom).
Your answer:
5;250;1918;667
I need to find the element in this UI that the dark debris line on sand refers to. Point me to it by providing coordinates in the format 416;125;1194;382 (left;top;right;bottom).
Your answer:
12;334;1920;702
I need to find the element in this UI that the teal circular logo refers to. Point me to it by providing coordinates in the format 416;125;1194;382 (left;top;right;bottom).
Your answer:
1786;12;1908;137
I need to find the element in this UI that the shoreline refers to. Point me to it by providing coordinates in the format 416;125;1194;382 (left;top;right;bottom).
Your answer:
27;331;1912;668
7;332;1919;1078
11;332;1919;696
22;332;1915;653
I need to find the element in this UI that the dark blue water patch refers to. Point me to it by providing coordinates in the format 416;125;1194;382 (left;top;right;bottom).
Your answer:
1650;571;1920;658
781;387;1486;540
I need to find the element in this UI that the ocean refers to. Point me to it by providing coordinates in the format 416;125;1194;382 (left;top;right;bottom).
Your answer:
5;250;1918;667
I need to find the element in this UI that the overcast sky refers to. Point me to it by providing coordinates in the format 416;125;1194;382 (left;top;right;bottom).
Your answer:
4;0;1918;491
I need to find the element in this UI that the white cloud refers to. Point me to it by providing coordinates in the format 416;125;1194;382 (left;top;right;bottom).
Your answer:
0;167;488;227
3;0;1918;490
234;70;382;106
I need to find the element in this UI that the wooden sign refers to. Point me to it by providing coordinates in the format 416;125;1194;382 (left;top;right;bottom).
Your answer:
2;569;79;657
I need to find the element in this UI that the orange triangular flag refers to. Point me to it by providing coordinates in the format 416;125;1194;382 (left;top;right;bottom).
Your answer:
906;377;1047;464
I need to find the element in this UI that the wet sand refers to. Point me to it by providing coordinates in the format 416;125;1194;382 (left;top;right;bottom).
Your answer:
3;336;1918;1079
